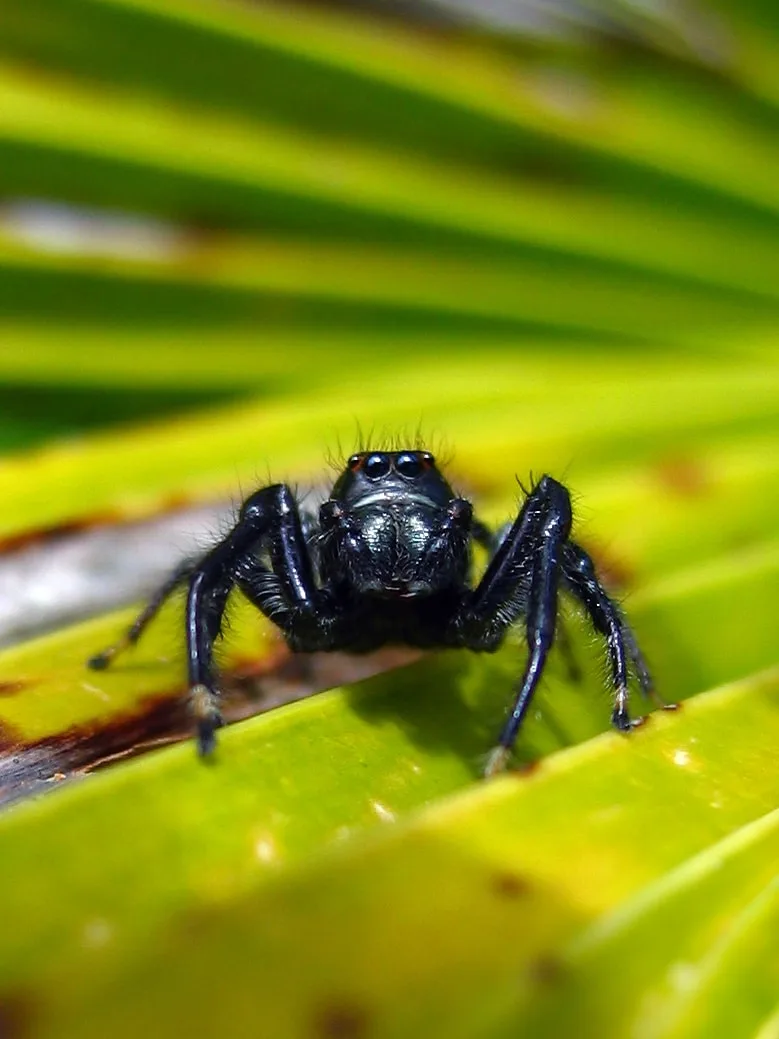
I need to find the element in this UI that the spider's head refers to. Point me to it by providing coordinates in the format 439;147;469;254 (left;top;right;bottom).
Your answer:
332;450;453;510
320;451;470;598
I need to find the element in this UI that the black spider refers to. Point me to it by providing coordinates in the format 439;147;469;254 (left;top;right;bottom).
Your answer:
89;449;663;775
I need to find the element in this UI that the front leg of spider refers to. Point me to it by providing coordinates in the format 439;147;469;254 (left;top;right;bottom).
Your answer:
90;484;336;755
561;542;642;731
489;477;574;776
87;556;198;671
453;475;651;776
185;484;344;755
562;542;675;716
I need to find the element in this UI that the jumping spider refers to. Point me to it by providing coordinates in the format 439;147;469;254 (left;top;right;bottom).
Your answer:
89;449;662;775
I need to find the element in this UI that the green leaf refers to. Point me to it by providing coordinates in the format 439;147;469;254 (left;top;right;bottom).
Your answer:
1;662;778;1036
8;235;779;343
4;0;779;222
0;352;777;540
4;59;779;305
520;823;779;1038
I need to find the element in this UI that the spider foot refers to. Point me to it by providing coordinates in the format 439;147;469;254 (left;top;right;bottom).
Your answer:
87;634;133;671
484;745;512;778
610;679;651;733
190;684;224;756
611;704;645;732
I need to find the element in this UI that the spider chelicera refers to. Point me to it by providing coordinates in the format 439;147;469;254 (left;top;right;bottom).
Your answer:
89;449;662;775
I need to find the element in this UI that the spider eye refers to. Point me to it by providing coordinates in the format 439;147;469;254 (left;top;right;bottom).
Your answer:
364;453;390;479
395;452;422;478
421;452;435;466
347;454;361;470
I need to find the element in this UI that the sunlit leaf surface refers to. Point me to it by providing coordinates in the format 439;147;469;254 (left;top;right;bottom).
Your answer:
1;666;778;1036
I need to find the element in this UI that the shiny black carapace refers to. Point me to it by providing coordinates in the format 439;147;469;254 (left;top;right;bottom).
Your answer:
89;450;657;774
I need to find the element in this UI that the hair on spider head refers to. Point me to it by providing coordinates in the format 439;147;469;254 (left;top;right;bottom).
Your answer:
323;423;452;477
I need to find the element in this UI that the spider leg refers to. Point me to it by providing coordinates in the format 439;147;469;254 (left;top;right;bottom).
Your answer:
88;556;198;670
91;484;336;755
468;513;584;678
621;610;675;710
561;541;653;729
471;517;513;556
185;484;339;754
621;624;653;700
471;517;498;554
232;502;344;654
488;482;573;774
452;476;573;775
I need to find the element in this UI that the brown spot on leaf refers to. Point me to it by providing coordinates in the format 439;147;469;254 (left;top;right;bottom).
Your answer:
492;871;529;899
229;641;294;681
654;455;710;498
0;681;30;698
581;540;636;591
0;493;221;556
0;686;187;806
0;646;419;807
0;660;278;806
510;757;541;778
0;513;123;554
527;954;565;987
313;1001;369;1039
161;492;195;512
0;720;24;755
0;992;34;1038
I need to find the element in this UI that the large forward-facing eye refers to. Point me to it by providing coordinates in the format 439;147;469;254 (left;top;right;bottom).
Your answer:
395;452;422;478
364;453;390;479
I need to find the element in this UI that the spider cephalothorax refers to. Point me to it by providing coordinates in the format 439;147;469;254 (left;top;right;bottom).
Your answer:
90;449;660;774
319;450;471;604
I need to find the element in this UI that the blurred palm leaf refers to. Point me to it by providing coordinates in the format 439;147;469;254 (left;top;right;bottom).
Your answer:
0;0;776;1035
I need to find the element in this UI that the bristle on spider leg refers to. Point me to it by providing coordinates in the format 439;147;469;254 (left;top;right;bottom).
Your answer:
611;685;645;731
484;744;512;778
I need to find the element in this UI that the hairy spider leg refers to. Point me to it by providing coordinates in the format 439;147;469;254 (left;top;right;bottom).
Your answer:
470;517;500;553
456;476;656;776
90;484;335;754
484;478;573;775
448;476;570;774
88;557;197;670
561;541;641;731
186;484;339;754
471;512;582;684
561;542;675;716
